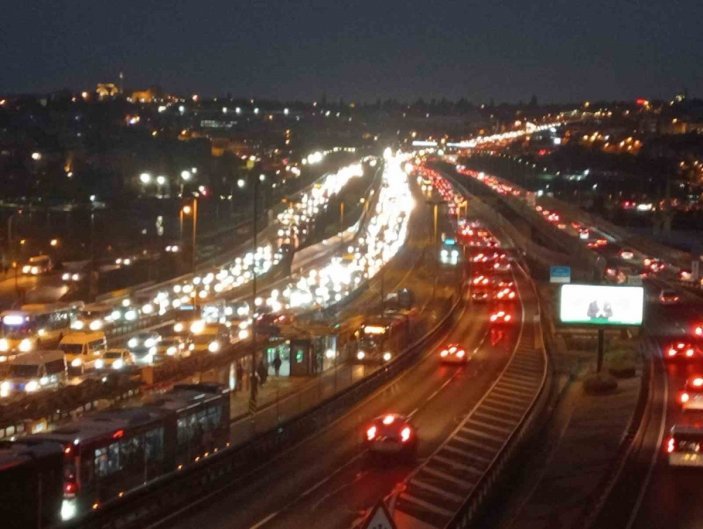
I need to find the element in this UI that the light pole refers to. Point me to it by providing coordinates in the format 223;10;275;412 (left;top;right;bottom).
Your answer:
180;170;191;197
250;174;260;414
426;198;445;301
181;199;198;272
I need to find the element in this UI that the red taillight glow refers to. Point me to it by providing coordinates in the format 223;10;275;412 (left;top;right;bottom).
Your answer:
693;378;703;387
667;437;676;454
668;348;677;357
366;426;377;441
457;350;465;358
686;349;695;358
440;350;448;357
681;392;690;404
382;415;395;425
64;481;78;497
401;427;412;443
696;326;703;337
505;315;512;322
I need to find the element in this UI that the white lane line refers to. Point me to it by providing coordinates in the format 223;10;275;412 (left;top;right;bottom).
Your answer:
247;511;280;529
625;353;669;529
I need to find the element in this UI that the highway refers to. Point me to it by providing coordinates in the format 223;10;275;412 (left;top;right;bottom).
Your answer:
147;202;534;529
590;294;703;529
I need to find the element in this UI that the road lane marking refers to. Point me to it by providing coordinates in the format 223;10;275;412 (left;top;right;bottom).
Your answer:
247;511;280;529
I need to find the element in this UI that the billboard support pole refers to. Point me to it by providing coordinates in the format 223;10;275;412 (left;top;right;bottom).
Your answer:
596;328;605;373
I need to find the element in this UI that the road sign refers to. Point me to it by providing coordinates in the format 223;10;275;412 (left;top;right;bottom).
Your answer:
550;266;571;284
361;501;397;529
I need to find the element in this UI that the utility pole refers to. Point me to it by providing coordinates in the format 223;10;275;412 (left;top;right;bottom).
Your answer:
249;175;259;415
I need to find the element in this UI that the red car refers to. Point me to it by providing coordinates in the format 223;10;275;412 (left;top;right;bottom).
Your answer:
364;414;417;457
678;376;703;411
495;287;517;301
489;310;512;324
665;341;701;361
439;343;469;364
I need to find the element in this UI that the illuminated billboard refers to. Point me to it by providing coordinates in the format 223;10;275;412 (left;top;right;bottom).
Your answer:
559;284;644;326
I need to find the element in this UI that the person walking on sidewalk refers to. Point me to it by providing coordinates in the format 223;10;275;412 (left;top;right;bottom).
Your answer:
272;353;282;377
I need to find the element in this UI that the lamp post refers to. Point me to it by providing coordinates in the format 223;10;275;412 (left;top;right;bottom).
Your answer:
250;174;260;414
180;199;198;272
180;170;191;197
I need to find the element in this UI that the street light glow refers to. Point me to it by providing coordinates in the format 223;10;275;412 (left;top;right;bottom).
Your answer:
180;170;192;181
140;172;151;184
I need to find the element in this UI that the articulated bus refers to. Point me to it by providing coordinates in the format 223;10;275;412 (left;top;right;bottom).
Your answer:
0;302;84;361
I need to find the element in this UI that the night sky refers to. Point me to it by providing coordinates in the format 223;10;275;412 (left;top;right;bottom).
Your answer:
4;0;703;103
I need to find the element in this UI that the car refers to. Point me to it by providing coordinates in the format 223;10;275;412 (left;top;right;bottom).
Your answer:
127;331;161;364
495;287;517;301
665;341;700;361
493;261;511;272
155;336;188;360
439;343;470;364
471;290;490;303
678;376;703;411
489;310;512;324
619;248;635;260
658;289;680;305
363;413;417;457
579;228;590;240
95;349;134;370
644;258;666;273
666;424;703;467
21;255;53;275
471;274;492;287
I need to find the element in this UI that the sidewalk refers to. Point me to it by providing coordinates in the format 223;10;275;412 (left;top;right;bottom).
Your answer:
500;336;642;529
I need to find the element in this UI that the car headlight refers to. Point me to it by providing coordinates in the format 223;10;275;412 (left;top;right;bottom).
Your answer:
31;266;39;275
148;346;157;356
89;320;102;331
208;340;221;353
19;339;32;352
112;359;124;369
22;265;31;274
357;351;366;360
167;346;177;356
71;358;82;367
71;274;80;281
127;338;138;348
95;359;104;369
0;381;11;398
71;321;84;330
174;322;184;333
62;273;70;281
382;352;392;362
0;339;8;352
25;379;40;393
144;338;154;348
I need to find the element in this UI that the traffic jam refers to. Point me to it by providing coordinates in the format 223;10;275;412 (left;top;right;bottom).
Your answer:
0;160;373;401
455;164;703;468
0;151;424;525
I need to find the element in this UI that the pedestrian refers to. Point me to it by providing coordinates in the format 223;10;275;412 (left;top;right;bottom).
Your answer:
273;353;282;377
257;359;268;386
235;361;244;392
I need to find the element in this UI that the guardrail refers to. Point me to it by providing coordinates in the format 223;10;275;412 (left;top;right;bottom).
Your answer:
572;336;655;529
63;277;465;529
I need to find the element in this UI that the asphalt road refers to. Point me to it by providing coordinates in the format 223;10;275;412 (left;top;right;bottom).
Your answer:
591;289;703;529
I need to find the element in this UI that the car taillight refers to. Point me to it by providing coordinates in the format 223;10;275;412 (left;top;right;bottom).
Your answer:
457;350;465;358
681;392;690;404
505;315;512;322
64;481;79;497
687;349;695;358
401;427;412;443
440;350;448;357
366;426;377;441
667;437;676;454
668;348;677;357
696;326;703;337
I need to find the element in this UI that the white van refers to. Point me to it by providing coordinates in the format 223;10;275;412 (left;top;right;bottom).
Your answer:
59;331;108;374
0;350;67;397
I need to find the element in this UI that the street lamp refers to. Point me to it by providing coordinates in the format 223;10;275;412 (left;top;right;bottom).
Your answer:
181;200;198;272
156;175;167;198
180;170;192;196
237;179;246;189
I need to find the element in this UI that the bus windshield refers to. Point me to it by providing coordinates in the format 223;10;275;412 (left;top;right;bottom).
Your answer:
59;344;83;356
9;364;39;378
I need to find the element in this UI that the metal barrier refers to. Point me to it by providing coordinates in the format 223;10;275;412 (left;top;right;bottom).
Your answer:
62;282;464;529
